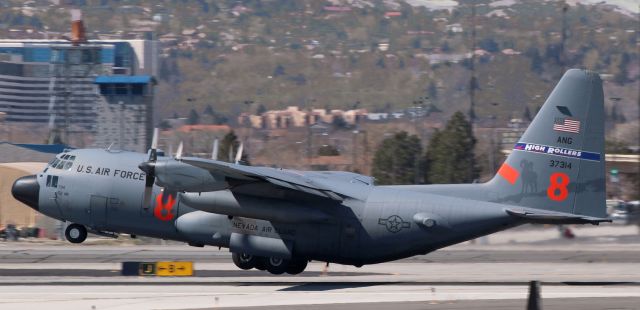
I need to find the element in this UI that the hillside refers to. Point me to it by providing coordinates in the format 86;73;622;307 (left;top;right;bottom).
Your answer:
1;0;638;142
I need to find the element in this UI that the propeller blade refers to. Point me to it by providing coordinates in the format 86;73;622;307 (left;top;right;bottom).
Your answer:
176;141;184;159
142;178;154;209
212;139;219;160
141;127;159;208
234;142;244;164
149;128;159;162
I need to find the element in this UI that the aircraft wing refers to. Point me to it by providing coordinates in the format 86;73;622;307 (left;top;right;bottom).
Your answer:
179;157;349;201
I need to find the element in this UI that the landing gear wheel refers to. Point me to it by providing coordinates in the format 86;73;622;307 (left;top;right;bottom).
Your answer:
232;252;256;270
254;257;267;271
65;223;87;244
266;257;289;275
286;258;308;275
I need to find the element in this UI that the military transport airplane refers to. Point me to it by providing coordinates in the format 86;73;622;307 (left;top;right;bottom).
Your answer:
12;69;609;275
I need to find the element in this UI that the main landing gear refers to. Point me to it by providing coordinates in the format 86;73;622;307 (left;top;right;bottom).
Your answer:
231;252;308;275
64;223;87;244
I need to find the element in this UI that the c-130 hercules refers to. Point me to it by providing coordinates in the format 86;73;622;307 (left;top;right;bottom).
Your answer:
12;69;609;274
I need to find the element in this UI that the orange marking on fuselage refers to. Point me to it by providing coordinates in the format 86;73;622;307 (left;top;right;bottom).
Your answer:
154;193;176;221
497;163;520;185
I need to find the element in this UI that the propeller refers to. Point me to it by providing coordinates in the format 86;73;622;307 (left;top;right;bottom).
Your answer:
139;128;159;208
234;142;244;164
211;139;219;160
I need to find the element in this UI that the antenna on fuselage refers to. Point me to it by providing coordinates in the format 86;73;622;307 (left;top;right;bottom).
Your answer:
234;142;244;165
175;141;184;160
212;139;219;160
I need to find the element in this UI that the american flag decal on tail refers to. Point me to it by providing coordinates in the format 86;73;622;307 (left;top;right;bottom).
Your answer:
553;118;580;134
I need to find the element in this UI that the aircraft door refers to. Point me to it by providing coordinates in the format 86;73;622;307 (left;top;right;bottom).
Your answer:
89;195;108;229
339;218;361;262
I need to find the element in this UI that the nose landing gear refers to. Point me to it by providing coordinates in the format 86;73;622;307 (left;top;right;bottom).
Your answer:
64;223;87;244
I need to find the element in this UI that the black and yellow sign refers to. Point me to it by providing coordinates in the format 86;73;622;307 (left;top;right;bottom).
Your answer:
140;262;156;275
121;261;194;277
156;261;193;276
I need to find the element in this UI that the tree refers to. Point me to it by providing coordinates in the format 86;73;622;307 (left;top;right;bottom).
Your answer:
331;115;348;129
371;131;423;185
526;47;544;74
424;112;478;184
427;81;438;100
218;131;250;164
203;104;214;115
523;105;532;122
478;38;499;53
318;145;340;156
273;64;286;77
187;108;200;125
256;103;267;115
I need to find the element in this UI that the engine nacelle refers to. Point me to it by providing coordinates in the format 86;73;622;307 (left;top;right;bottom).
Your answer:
154;160;228;192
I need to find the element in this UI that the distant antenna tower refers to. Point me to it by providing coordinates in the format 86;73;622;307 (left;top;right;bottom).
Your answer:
48;9;98;145
560;2;569;76
469;2;477;126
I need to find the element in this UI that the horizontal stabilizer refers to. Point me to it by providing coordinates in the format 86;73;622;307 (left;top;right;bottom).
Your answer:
505;208;611;225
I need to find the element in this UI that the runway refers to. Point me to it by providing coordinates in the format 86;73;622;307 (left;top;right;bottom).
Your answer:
0;224;639;309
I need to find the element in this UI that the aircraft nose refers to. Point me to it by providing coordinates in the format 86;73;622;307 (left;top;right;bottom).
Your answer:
11;175;40;211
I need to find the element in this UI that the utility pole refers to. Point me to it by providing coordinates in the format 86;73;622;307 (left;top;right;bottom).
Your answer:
560;1;569;76
469;2;477;127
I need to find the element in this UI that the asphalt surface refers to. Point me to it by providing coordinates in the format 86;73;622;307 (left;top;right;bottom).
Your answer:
0;224;639;309
213;298;640;310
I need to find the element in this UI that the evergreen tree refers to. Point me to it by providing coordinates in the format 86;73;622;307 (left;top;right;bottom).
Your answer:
371;131;422;185
428;81;438;100
523;105;532;122
187;108;200;125
318;145;340;156
424;112;478;184
203;104;214;115
256;103;267;115
273;64;286;77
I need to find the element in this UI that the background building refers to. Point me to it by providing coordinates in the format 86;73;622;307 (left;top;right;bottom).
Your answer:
0;38;157;151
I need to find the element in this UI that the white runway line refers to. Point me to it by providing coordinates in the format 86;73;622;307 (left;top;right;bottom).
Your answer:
1;285;640;310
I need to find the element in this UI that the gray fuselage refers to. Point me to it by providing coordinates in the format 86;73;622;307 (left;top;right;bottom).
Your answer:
34;148;520;266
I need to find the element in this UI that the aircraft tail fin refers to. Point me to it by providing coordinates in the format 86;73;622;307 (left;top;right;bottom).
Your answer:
488;69;606;219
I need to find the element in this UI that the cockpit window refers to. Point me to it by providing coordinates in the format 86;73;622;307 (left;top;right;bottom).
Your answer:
55;161;65;169
48;154;76;170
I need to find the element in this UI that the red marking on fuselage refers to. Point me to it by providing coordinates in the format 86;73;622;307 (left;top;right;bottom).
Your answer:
497;163;520;185
154;193;176;221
